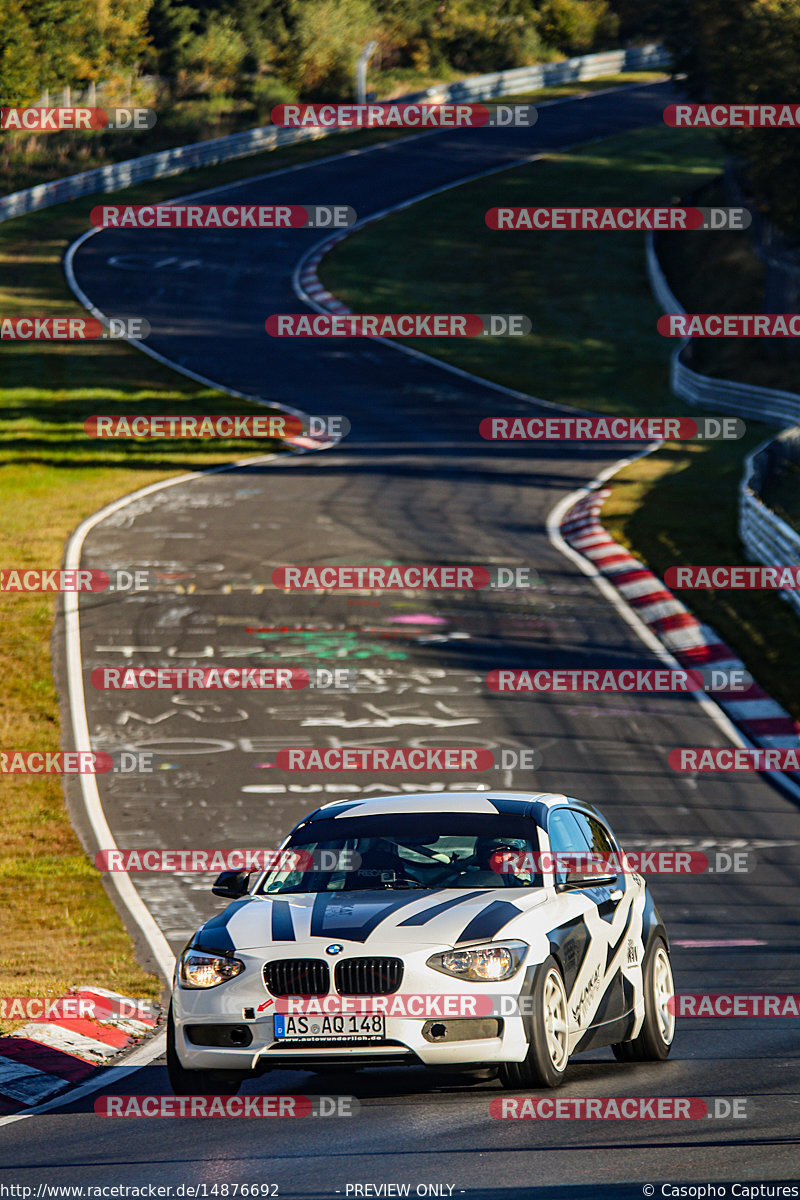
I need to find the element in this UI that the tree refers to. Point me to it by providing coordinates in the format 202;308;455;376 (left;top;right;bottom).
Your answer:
0;0;39;104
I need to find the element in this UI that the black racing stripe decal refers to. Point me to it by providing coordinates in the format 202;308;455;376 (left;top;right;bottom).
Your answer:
605;902;635;973
591;966;625;1026
190;897;251;954
455;900;522;945
547;915;591;993
310;891;423;943
271;900;296;942
397;890;489;927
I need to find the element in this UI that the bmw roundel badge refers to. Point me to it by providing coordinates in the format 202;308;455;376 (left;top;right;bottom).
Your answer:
326;943;344;955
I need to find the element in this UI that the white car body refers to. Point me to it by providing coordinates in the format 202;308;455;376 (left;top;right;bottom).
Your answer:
170;792;670;1078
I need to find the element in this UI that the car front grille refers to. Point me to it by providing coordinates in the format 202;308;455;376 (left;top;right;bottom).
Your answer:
263;958;330;995
335;957;404;995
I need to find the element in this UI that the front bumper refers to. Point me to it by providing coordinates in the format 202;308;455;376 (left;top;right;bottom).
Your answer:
172;941;535;1072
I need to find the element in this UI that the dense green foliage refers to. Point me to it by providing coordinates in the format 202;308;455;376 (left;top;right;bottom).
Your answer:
1;0;627;106
646;0;800;236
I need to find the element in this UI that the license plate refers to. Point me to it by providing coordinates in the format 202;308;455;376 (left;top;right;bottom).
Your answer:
273;1013;386;1041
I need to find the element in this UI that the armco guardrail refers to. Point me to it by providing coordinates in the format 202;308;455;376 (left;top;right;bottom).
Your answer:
0;124;329;223
645;231;800;428
0;43;668;226
740;437;800;616
405;44;669;102
646;230;800;609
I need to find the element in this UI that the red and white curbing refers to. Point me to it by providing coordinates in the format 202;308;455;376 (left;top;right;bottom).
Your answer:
0;987;160;1113
297;232;354;314
561;488;800;757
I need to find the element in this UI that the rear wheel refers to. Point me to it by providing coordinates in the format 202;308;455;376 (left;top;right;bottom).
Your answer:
613;937;675;1062
166;1002;252;1095
500;957;570;1089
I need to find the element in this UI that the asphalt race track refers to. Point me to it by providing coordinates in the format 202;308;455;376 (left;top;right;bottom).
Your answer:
2;81;798;1195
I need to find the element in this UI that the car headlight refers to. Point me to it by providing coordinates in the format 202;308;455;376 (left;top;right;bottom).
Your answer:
180;950;245;989
426;941;528;982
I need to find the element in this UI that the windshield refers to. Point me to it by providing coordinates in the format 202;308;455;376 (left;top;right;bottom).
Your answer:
257;813;542;894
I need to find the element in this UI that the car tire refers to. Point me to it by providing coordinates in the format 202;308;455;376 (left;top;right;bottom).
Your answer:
500;957;570;1089
166;1002;251;1095
612;937;675;1063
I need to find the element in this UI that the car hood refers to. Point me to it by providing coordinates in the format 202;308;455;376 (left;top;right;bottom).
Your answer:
194;887;550;952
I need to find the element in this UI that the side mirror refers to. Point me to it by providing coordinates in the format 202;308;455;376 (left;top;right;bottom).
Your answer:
212;869;251;899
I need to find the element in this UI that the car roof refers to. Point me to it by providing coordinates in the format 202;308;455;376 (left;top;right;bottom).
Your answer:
296;791;605;828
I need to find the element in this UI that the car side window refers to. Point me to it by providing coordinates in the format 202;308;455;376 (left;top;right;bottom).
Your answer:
571;813;618;880
547;808;588;885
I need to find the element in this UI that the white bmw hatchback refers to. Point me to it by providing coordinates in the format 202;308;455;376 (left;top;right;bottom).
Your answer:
167;792;675;1094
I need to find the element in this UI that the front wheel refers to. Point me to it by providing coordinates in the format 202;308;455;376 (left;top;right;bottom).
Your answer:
500;957;570;1089
166;1001;251;1095
613;937;675;1062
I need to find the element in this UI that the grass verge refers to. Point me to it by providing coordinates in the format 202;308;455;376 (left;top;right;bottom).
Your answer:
320;122;800;722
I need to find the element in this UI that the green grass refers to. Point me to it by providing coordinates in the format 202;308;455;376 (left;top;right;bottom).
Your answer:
321;125;722;415
320;121;800;722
